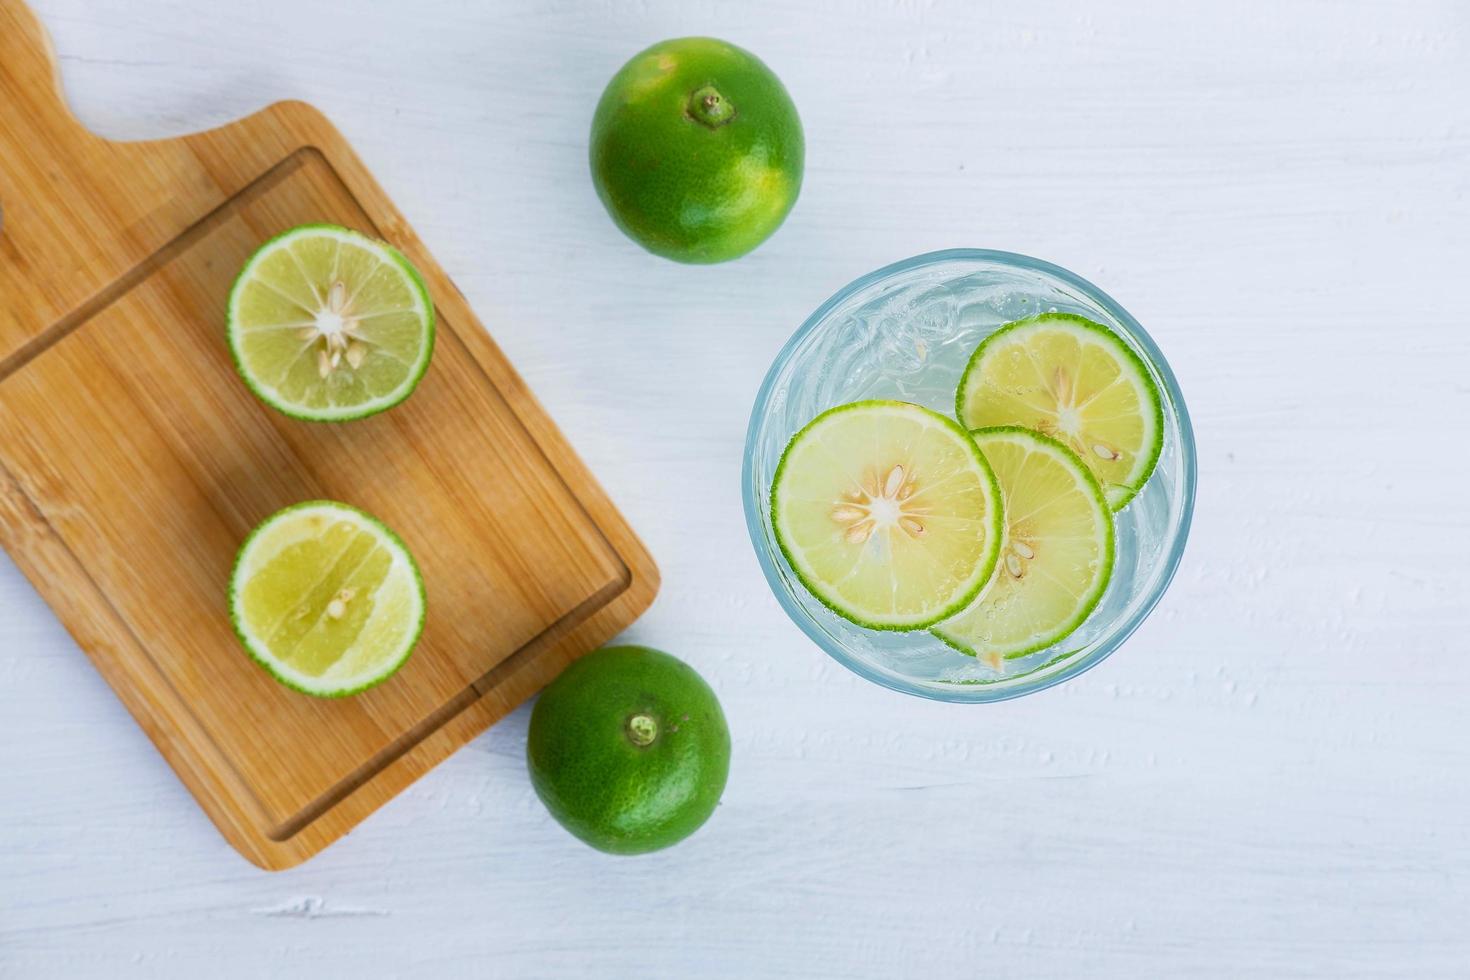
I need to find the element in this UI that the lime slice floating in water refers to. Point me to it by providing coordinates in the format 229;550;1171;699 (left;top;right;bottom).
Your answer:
933;427;1114;660
771;400;1004;631
227;224;434;422
229;501;426;698
956;313;1163;509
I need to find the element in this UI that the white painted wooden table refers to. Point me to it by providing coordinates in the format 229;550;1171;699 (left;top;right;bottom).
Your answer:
3;1;1468;975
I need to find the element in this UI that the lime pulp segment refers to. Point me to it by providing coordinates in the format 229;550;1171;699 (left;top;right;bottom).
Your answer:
956;313;1163;509
227;224;435;421
229;501;426;697
932;427;1114;660
771;400;1004;631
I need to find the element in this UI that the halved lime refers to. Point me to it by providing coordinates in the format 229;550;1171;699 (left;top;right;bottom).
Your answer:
933;427;1114;659
956;313;1163;509
227;224;435;421
229;501;426;697
771;400;1004;630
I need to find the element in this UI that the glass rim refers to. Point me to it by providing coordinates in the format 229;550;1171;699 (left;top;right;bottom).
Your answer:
741;248;1198;703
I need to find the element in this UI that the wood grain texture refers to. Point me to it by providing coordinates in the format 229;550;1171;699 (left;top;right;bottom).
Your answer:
1;0;1468;976
0;0;657;870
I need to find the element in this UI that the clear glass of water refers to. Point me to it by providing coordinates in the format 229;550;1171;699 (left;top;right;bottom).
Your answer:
742;250;1196;702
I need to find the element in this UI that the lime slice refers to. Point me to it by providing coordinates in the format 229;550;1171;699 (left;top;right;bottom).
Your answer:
227;224;435;421
771;400;1004;630
229;501;426;697
956;313;1163;509
933;427;1114;659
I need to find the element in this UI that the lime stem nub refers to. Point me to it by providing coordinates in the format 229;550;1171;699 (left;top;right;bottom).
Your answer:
687;85;735;128
627;713;659;747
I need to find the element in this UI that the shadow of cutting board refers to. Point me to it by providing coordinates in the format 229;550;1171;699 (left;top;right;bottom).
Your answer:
0;0;658;869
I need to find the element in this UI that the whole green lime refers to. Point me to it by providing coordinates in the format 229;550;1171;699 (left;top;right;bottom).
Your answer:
527;645;731;855
589;37;804;264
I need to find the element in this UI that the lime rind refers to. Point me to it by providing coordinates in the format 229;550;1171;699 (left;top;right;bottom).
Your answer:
931;426;1115;661
226;224;436;423
955;313;1164;510
228;500;427;698
770;400;1004;632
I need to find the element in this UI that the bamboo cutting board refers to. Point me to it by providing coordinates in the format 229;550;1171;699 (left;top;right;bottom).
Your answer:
0;0;658;869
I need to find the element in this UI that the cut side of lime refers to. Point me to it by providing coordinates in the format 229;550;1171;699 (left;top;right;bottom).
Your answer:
227;224;435;422
933;427;1114;660
771;400;1004;631
229;501;426;697
956;313;1163;509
